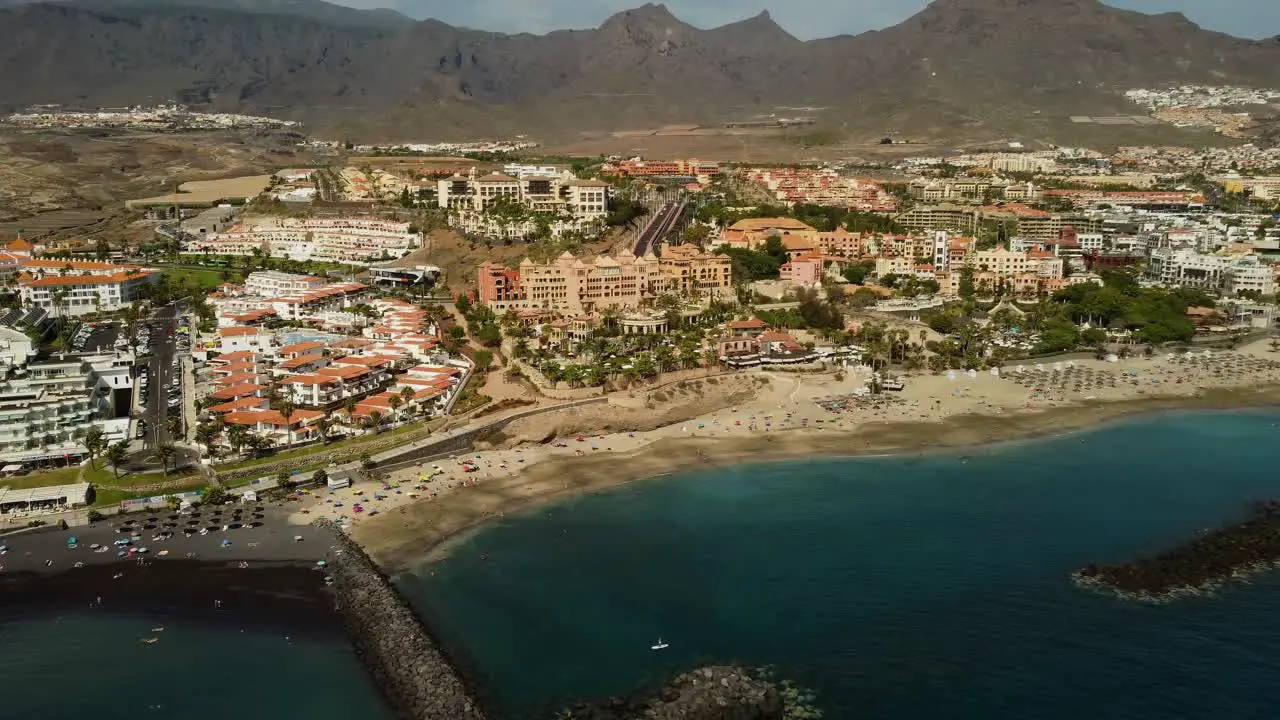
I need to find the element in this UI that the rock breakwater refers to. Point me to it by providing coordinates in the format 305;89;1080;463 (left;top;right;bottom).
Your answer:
325;528;485;720
1074;500;1280;602
561;666;784;720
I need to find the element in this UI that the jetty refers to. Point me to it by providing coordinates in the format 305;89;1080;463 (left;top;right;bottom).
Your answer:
1074;500;1280;602
325;527;485;720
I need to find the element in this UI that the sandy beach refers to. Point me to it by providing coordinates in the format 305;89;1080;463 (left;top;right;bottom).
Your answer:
293;342;1280;572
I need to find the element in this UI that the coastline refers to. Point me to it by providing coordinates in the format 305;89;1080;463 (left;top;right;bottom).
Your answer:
352;382;1280;573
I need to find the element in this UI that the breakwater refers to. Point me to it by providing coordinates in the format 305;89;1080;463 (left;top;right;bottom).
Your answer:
1074;500;1280;602
325;527;485;720
560;666;785;720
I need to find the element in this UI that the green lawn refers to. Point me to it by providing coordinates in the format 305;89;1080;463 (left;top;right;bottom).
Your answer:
0;466;82;490
92;479;208;508
161;266;245;292
0;463;210;508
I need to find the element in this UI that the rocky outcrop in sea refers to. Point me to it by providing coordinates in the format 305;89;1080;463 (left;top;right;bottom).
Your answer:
325;527;485;720
560;665;785;720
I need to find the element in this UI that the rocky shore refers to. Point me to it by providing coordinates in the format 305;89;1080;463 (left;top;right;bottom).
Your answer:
324;525;485;720
559;666;785;720
1074;500;1280;602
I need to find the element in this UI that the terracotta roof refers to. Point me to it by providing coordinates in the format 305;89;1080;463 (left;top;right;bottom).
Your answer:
283;374;338;386
223;409;324;427
316;365;369;380
728;217;817;232
22;271;153;288
209;384;266;400
212;361;258;375
6;237;32;251
335;355;393;368
280;355;327;370
208;396;269;414
214;351;257;363
22;258;138;271
409;365;461;376
278;341;325;356
727;319;767;330
219;327;262;337
217;372;263;387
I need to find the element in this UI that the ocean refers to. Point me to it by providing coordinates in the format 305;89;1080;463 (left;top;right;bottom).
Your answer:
398;410;1280;719
0;611;390;720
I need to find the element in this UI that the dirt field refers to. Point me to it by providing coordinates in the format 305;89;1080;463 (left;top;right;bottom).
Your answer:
0;128;315;219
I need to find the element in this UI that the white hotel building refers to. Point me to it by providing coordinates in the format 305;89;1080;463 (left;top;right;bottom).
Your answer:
185;218;420;265
17;260;159;317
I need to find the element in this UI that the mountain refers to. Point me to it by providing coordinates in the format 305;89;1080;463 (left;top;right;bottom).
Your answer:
0;0;1277;140
0;0;412;26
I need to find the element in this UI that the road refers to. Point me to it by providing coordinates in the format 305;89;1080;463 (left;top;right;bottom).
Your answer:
632;199;687;257
142;304;180;450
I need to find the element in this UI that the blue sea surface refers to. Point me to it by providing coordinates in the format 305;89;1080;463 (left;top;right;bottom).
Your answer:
399;410;1280;719
0;613;389;720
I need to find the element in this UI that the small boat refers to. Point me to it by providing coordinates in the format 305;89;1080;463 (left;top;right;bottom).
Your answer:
141;638;159;644
151;627;165;632
651;639;669;651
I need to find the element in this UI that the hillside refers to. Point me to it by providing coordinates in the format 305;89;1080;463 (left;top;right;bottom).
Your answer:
0;0;1277;141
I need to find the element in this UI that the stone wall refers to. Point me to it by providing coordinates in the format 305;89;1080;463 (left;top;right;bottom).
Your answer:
326;528;485;720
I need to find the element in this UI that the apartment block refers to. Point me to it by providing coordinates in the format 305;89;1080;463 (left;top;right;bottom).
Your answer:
244;270;327;297
476;246;733;313
187;218;419;265
18;260;158;317
1147;248;1275;296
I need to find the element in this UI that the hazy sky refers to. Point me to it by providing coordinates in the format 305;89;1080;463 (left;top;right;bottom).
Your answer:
337;0;1280;40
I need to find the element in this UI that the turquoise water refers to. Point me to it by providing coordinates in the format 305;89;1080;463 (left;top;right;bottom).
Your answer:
400;410;1280;719
0;614;390;720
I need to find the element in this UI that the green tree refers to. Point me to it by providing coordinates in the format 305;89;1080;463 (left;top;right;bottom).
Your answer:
276;399;296;447
156;444;177;477
202;486;230;506
83;426;106;469
958;266;976;300
227;424;249;455
105;441;129;481
474;349;495;373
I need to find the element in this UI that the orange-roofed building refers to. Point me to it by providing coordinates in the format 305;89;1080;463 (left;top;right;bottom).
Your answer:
6;236;35;257
210;383;267;401
208;396;270;414
277;341;326;358
217;326;267;354
17;261;158;317
212;351;257;364
221;408;325;446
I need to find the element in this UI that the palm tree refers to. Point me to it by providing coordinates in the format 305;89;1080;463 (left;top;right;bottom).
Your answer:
315;416;332;445
388;395;403;420
156;444;177;477
227;424;249;456
277;400;296;447
368;410;383;434
105;441;129;481
84;426;106;469
166;415;183;443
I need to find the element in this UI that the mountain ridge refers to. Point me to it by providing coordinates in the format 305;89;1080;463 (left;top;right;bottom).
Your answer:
0;0;1277;141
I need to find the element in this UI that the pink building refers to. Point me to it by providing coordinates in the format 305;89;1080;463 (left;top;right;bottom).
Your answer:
780;254;824;285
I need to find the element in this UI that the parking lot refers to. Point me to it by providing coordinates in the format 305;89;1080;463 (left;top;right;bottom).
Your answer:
71;322;122;353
